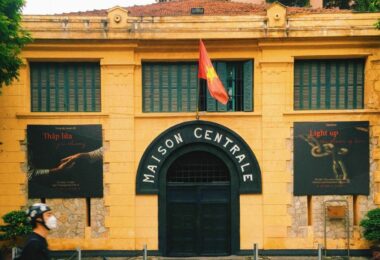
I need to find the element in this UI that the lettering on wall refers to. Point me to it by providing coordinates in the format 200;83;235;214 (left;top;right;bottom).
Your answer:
294;121;369;195
136;120;261;194
27;125;103;198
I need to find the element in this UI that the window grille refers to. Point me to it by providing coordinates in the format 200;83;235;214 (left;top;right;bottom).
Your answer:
167;151;230;183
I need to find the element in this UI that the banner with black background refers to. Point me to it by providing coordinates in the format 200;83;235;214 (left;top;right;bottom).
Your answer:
27;125;103;198
294;121;369;196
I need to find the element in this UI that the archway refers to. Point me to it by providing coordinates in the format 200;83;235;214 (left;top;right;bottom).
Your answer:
136;120;261;194
159;144;239;256
135;120;262;256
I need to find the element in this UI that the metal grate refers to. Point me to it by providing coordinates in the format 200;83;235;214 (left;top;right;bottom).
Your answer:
167;151;230;183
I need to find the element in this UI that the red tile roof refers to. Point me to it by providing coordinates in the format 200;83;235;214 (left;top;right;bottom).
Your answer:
59;0;352;17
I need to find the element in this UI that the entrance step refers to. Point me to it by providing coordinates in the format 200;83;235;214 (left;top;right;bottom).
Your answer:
94;257;370;260
156;257;247;260
153;257;370;260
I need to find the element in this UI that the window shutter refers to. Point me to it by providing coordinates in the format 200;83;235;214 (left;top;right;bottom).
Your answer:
189;64;198;112
142;62;197;112
176;64;183;111
294;62;301;109
206;62;217;112
294;59;364;110
30;62;100;112
142;63;151;112
169;64;178;112
161;64;169;112
215;61;227;112
243;60;253;111
142;61;253;113
356;59;364;108
206;88;217;111
153;64;160;112
183;64;191;112
30;64;38;111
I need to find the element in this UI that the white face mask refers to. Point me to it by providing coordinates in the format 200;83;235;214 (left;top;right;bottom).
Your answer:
45;216;58;230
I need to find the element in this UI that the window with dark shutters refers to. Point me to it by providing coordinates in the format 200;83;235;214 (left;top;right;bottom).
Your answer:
142;60;253;112
30;62;101;112
294;59;364;110
142;62;198;113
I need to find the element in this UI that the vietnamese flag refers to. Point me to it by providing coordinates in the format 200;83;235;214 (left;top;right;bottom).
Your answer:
198;40;229;105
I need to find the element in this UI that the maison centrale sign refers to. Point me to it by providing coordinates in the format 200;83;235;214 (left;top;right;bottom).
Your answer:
136;120;262;194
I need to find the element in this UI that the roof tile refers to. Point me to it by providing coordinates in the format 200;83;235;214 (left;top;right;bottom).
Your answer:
59;0;352;17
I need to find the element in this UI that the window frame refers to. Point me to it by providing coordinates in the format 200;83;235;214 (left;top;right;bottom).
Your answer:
141;60;253;113
293;58;365;111
29;61;102;113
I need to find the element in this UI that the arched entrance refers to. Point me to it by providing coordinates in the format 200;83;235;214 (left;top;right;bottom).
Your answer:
136;120;262;256
159;145;239;256
166;151;231;256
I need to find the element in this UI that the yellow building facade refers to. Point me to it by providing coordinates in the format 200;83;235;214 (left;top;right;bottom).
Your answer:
1;1;380;257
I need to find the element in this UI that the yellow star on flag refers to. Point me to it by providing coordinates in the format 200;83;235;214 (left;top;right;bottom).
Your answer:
206;66;217;82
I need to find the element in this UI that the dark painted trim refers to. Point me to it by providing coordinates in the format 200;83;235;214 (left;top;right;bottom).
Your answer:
50;250;161;257
50;249;370;257
136;120;262;194
158;143;240;256
239;249;371;257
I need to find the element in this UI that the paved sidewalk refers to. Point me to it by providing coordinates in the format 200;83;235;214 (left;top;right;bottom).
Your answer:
152;256;371;260
92;256;371;260
57;256;371;260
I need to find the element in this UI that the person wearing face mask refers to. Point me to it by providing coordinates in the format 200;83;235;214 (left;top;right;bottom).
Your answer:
20;203;57;260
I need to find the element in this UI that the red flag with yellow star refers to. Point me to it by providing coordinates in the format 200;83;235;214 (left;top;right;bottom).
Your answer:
198;40;229;105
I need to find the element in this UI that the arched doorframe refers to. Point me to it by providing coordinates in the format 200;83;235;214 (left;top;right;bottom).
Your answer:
158;143;240;256
135;120;262;255
136;120;261;194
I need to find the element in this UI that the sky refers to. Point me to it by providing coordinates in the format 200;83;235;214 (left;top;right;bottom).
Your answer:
23;0;156;15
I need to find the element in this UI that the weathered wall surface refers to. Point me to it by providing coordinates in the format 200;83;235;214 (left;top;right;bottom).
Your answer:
0;3;379;252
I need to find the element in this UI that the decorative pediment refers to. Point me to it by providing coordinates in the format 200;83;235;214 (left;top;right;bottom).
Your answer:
107;6;129;28
267;2;287;28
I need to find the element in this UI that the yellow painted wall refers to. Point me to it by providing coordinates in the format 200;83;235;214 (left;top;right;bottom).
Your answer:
1;5;380;252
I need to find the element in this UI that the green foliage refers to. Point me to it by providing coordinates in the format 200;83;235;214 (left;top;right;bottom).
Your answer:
351;0;380;33
376;19;380;29
360;208;380;243
323;0;351;9
0;210;32;245
352;0;380;11
266;0;309;7
0;0;32;90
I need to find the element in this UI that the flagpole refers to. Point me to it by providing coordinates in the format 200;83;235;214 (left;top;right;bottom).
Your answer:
196;40;200;120
196;76;200;120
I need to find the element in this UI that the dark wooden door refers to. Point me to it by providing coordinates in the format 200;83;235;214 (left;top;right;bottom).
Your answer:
167;184;230;256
